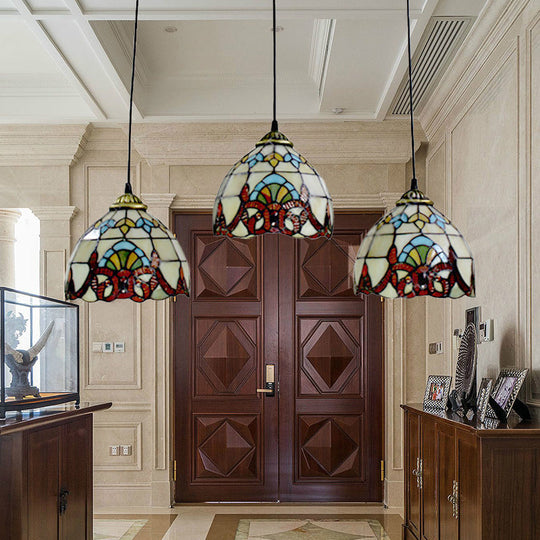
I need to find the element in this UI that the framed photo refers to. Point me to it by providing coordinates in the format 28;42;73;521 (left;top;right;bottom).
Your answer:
476;378;493;423
423;375;452;411
488;368;528;418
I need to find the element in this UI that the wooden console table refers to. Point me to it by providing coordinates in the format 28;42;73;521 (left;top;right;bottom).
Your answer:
402;403;540;540
0;402;112;540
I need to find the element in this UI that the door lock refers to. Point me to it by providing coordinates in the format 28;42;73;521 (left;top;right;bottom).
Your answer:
257;364;275;397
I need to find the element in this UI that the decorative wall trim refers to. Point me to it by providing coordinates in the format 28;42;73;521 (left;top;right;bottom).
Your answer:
0;124;90;166
525;10;540;405
94;421;143;471
131;121;423;165
85;303;143;389
106;402;153;412
31;206;79;222
141;193;176;208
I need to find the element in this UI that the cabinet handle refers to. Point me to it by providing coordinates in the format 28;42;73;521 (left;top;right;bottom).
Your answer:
448;481;459;519
59;488;69;515
412;457;423;489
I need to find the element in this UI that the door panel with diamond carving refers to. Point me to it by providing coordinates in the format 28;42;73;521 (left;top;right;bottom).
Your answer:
174;213;382;502
279;213;383;501
175;214;278;501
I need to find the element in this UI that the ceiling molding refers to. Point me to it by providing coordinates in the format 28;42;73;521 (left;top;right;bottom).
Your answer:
419;0;528;141
0;74;79;97
108;21;151;90
129;120;424;165
0;124;90;166
0;1;424;22
375;0;440;121
308;19;335;99
9;0;105;120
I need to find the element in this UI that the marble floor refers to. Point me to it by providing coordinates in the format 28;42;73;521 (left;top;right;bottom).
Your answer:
94;505;403;540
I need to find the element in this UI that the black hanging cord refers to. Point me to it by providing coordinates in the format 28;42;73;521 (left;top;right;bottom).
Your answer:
406;0;417;190
125;0;140;195
271;0;278;132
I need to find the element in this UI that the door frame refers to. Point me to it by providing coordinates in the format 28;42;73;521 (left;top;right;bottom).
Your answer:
170;202;405;505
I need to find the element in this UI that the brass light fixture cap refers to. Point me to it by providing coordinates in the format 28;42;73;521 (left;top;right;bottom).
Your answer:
256;130;294;147
396;188;434;206
109;192;148;210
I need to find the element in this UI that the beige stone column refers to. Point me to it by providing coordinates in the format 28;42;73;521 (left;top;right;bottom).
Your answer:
0;209;21;288
31;206;78;300
141;193;176;506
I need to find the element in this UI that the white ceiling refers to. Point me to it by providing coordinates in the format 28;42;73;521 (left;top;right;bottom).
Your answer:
0;0;487;124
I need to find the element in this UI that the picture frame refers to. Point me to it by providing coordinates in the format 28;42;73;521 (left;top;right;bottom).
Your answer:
423;375;452;411
476;377;493;423
487;368;528;419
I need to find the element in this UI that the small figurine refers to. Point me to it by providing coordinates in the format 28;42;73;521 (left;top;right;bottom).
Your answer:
4;321;55;400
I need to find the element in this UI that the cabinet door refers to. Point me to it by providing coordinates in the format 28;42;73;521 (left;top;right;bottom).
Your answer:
437;422;457;540
456;431;479;540
421;416;437;540
27;425;61;540
406;411;422;538
60;415;92;540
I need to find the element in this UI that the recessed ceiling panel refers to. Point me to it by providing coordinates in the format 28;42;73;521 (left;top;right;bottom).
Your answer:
0;19;64;74
26;0;68;10
99;19;319;118
320;18;406;115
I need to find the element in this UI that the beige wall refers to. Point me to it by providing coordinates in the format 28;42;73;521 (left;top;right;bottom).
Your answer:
421;0;540;405
0;120;424;508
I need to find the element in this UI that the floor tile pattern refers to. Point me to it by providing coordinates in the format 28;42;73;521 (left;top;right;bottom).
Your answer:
93;519;147;540
235;518;391;540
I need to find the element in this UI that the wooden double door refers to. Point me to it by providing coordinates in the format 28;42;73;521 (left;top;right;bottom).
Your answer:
174;213;383;502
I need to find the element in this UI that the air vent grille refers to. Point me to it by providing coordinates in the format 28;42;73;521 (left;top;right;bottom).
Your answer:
391;17;474;115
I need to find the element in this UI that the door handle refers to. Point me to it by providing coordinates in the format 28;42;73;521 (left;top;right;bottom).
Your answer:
257;364;275;397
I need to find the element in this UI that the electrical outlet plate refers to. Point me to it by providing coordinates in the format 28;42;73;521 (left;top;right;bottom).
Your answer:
114;342;125;353
120;444;132;456
103;342;113;353
92;342;103;353
109;445;120;456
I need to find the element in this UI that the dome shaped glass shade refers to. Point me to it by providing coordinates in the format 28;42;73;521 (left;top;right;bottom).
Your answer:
65;193;190;303
213;130;333;238
353;189;475;298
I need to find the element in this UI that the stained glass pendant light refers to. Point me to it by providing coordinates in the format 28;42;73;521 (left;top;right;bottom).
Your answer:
353;0;474;299
213;0;333;238
65;0;190;303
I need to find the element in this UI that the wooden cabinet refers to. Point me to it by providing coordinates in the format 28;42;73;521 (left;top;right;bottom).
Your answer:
0;403;111;540
402;404;540;540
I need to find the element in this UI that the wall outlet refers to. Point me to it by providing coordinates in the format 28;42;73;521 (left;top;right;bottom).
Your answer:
120;444;132;456
114;342;125;353
103;342;113;353
109;445;120;456
428;342;444;355
92;342;103;353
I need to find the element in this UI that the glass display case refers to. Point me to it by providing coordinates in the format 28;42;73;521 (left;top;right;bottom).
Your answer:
0;288;79;418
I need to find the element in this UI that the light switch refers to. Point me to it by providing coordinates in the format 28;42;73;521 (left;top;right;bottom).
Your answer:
109;445;120;456
103;342;113;353
92;342;103;353
114;342;125;353
479;320;494;342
